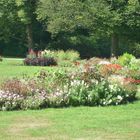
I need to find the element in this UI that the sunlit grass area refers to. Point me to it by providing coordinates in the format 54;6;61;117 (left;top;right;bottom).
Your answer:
0;101;140;140
0;58;140;140
0;58;60;82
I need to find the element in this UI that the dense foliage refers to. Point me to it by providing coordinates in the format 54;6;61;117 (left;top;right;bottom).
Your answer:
0;0;139;57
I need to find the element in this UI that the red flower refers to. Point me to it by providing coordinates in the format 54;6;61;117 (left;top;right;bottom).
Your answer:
105;64;122;70
124;78;140;84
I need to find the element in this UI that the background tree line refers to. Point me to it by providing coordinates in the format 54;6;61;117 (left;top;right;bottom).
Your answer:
0;0;139;58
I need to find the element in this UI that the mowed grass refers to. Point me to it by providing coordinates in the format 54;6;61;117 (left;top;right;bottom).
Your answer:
0;102;140;140
0;58;60;82
0;58;140;140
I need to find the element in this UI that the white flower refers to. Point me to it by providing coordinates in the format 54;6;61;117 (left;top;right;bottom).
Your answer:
99;61;111;65
126;94;129;97
103;102;106;105
108;99;112;104
117;95;123;101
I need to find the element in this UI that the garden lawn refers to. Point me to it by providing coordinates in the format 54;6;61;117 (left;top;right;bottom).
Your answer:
0;58;61;82
0;101;140;140
0;58;140;140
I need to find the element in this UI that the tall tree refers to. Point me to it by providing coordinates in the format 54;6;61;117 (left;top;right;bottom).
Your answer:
15;0;38;49
105;0;140;56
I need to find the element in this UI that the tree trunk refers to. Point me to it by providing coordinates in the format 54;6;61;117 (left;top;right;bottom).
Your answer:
26;24;34;50
111;33;119;57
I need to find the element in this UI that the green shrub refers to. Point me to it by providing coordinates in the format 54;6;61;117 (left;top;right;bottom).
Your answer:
118;53;135;66
65;50;80;61
56;50;80;61
89;80;136;106
129;58;140;71
66;80;90;106
56;50;66;60
66;76;136;106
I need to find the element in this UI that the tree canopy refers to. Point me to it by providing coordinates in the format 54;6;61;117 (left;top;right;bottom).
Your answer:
0;0;139;57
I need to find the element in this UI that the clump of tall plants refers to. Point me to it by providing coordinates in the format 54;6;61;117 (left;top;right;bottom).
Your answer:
24;49;57;66
0;59;138;110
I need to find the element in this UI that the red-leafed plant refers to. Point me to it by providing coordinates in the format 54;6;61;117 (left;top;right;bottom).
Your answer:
105;64;122;70
99;64;122;77
124;78;140;84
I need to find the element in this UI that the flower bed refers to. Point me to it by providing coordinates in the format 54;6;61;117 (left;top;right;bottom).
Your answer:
1;54;140;110
0;60;138;110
